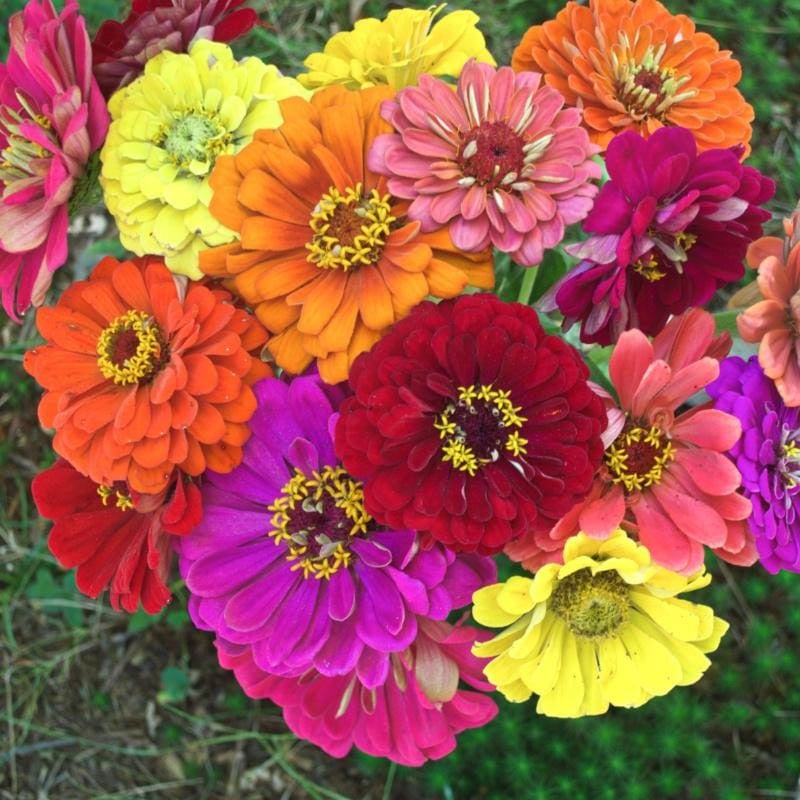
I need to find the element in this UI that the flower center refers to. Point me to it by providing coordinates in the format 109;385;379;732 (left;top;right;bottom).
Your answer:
434;384;528;476
458;121;525;192
550;567;630;638
632;232;698;282
96;310;168;386
612;42;696;121
779;430;800;489
0;98;55;187
604;424;674;492
97;482;134;511
306;183;395;271
267;465;372;580
156;110;232;173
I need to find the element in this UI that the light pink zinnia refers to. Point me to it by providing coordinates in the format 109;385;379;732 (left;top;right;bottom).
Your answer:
0;0;109;319
215;618;497;766
505;309;757;575
368;60;600;266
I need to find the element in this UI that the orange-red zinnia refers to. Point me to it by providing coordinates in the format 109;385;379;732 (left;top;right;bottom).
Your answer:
24;256;270;493
512;0;754;154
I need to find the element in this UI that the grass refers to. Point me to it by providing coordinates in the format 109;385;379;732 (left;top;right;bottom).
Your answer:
2;0;800;798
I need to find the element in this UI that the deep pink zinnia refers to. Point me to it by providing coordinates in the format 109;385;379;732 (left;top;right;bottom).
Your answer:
215;618;498;766
368;60;600;266
92;0;258;97
505;309;757;575
0;0;109;319
546;127;774;345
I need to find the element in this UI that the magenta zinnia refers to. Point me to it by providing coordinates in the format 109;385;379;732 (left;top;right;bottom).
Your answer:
334;293;607;554
0;0;109;318
368;60;599;266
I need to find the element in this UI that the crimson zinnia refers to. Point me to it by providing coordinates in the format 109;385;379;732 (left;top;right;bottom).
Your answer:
334;293;607;554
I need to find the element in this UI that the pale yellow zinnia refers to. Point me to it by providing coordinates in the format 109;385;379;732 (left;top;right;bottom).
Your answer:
472;529;729;718
298;4;495;91
100;40;309;278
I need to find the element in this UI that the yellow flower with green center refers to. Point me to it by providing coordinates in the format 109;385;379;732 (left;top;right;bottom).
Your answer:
100;40;309;278
472;529;729;717
298;4;495;91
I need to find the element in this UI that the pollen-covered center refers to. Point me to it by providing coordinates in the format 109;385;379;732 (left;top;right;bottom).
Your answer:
0;100;54;187
268;465;372;579
605;424;675;492
633;232;698;282
434;384;528;476
550;567;631;638
306;183;395;271
96;310;168;386
778;429;800;490
459;121;526;192
97;482;134;511
156;110;232;173
612;43;697;121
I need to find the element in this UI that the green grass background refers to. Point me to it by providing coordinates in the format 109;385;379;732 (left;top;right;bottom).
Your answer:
1;1;800;799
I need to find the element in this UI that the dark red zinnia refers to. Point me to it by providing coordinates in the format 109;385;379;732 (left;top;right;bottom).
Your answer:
334;293;607;554
32;459;202;613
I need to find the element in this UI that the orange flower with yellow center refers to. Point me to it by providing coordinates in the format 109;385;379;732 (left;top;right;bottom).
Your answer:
24;256;270;493
199;85;494;384
511;0;753;154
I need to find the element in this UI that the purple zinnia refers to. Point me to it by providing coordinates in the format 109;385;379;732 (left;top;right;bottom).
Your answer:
708;355;800;573
545;126;773;345
176;373;496;687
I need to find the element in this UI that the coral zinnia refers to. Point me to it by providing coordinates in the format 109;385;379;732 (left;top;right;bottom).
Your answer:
512;0;754;154
33;459;202;613
334;293;607;555
737;205;800;406
177;373;496;685
547;127;773;345
0;0;109;318
709;356;800;573
100;39;308;278
298;5;495;91
368;60;600;266
24;255;270;494
92;0;258;97
473;529;729;717
505;309;755;575
216;618;497;765
199;85;494;384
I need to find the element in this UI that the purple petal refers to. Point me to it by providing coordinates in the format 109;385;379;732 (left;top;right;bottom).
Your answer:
327;567;356;621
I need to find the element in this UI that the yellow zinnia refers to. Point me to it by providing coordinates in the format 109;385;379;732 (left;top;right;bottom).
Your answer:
472;529;729;718
100;40;308;278
298;4;495;91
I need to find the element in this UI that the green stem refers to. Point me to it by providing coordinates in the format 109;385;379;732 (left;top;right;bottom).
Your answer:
516;267;537;306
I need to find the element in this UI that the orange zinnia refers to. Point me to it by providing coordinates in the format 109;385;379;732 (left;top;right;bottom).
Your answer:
512;0;753;154
24;256;270;493
199;85;494;384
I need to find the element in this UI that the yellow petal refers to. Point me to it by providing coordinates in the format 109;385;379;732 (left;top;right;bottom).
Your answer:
536;629;585;718
472;583;522;627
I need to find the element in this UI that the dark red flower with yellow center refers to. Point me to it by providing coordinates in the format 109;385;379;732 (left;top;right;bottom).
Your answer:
334;293;607;554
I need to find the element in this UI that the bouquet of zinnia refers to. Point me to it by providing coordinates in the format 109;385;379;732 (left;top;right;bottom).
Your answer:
7;0;798;767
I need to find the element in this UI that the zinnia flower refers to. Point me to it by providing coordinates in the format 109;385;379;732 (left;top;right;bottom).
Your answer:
334;293;607;555
177;373;497;685
199;85;494;384
473;529;729;717
547;127;773;345
216;618;498;765
33;459;202;613
512;0;754;153
0;0;109;318
505;309;755;575
24;255;270;494
368;60;600;266
737;205;800;406
92;0;258;97
100;39;308;278
708;356;800;573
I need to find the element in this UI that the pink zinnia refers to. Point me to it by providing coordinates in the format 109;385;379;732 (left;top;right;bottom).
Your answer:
92;0;258;97
0;0;109;319
505;309;757;575
216;618;498;766
368;60;600;266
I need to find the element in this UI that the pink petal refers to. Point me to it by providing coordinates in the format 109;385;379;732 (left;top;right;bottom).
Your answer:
651;479;727;547
673;448;742;496
671;408;742;450
609;330;654;411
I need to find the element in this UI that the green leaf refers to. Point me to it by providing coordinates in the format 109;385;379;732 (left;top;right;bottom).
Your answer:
528;248;568;305
127;607;164;633
713;309;739;336
158;666;190;704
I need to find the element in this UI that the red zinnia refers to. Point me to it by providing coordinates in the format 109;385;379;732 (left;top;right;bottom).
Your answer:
334;293;607;554
33;459;202;613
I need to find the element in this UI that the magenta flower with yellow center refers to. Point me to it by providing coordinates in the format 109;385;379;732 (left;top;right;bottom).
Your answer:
368;60;600;266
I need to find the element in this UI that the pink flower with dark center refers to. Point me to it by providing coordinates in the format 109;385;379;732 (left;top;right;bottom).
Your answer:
368;60;600;266
0;0;109;319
